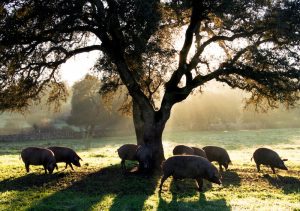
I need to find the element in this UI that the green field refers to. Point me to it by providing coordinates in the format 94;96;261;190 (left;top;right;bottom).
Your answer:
0;128;300;210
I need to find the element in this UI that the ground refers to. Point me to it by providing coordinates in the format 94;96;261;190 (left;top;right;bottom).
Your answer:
0;128;299;210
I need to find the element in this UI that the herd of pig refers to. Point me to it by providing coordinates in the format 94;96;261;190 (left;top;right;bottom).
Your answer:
118;144;288;192
20;144;288;192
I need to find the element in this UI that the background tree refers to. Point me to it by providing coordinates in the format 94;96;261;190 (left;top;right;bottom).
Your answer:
67;74;127;138
1;0;300;169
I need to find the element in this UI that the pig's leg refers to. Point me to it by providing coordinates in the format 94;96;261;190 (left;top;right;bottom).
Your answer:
43;165;47;174
121;160;126;171
69;163;74;170
256;163;260;172
196;178;204;192
271;166;276;174
25;163;30;173
224;164;228;171
159;175;169;192
218;163;223;172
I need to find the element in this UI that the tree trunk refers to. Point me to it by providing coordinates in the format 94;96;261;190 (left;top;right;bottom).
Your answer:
111;52;171;171
133;103;168;170
132;100;145;145
143;120;166;170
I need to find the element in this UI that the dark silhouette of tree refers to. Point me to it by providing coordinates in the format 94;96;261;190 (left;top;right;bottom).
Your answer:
1;0;300;169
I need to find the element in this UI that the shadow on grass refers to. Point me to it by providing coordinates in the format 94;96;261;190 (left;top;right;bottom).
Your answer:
204;170;241;190
157;177;230;210
24;164;159;210
166;169;241;194
169;178;199;195
263;174;300;194
158;191;230;211
0;172;68;191
221;170;241;187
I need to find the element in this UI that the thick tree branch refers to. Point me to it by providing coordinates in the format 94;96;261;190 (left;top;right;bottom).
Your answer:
97;0;158;115
165;5;202;92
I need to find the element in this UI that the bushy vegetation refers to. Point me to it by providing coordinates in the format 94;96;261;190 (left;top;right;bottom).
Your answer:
0;129;300;210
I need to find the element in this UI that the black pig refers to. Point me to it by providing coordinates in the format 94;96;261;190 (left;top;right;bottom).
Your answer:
48;146;82;171
173;145;194;155
191;147;207;158
21;147;57;174
117;144;139;171
203;146;231;171
173;145;207;158
159;155;221;192
252;147;288;174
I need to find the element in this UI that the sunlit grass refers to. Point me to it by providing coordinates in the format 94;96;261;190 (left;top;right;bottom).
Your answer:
0;129;300;210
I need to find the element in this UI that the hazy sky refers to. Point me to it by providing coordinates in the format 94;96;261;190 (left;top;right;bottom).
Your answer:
59;52;225;90
58;27;226;86
59;51;100;86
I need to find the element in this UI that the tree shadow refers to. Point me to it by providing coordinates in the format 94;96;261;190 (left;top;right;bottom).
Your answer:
158;191;230;211
263;174;300;194
169;178;199;195
202;170;241;191
0;172;68;192
221;169;241;187
157;177;230;210
162;169;241;195
25;164;159;210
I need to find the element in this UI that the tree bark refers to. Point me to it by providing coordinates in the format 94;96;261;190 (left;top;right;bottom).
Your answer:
143;121;166;169
133;104;168;170
132;100;145;146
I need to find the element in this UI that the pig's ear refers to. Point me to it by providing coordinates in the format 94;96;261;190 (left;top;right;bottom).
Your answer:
282;159;288;162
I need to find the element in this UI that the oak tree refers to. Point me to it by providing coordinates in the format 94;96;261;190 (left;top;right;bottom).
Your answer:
1;0;300;169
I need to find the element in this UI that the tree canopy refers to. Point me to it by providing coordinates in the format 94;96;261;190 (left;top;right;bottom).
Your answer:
1;0;300;168
1;0;299;112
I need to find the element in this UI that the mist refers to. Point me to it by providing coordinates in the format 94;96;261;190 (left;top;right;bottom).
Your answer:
167;87;300;131
0;86;299;139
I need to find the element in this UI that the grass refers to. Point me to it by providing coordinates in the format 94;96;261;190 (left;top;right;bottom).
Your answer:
0;128;300;210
